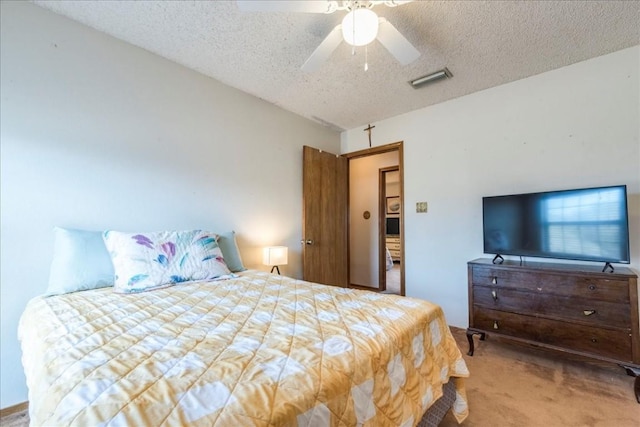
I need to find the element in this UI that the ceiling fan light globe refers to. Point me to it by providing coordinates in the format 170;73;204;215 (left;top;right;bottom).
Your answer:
341;9;379;46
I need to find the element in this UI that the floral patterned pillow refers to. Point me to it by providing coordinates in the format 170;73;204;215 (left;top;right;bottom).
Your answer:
103;230;232;293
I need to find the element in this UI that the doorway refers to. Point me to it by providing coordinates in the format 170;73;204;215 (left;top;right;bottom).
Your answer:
380;166;401;294
345;142;404;295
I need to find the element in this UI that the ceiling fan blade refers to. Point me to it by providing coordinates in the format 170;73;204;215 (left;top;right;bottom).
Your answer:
237;1;336;14
370;0;414;6
384;1;414;5
301;25;343;72
376;18;420;65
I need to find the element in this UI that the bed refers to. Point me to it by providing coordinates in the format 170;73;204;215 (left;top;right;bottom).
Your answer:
19;229;469;426
385;246;394;271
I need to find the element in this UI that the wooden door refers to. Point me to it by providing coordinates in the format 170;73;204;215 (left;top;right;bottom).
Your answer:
302;146;348;287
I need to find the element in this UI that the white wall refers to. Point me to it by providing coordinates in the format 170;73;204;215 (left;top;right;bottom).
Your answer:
386;171;400;200
342;46;640;328
0;2;340;408
349;152;399;287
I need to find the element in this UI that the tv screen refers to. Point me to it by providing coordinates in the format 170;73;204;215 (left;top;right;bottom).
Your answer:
386;217;400;235
483;185;630;264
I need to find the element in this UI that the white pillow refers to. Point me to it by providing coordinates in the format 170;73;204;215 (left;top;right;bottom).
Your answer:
46;227;115;296
103;230;232;293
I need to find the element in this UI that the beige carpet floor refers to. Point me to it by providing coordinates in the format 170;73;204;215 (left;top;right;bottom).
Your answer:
385;262;401;295
3;326;638;426
441;327;640;426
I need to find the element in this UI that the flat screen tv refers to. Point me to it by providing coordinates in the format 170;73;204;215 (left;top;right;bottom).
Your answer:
386;217;400;235
483;185;630;265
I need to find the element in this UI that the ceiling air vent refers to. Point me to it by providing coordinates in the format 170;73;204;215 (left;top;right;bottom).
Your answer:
409;68;452;88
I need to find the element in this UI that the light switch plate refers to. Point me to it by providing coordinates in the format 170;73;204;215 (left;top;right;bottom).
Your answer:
416;202;428;213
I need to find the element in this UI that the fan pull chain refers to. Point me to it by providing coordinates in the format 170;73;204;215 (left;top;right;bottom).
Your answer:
364;45;369;71
352;8;356;56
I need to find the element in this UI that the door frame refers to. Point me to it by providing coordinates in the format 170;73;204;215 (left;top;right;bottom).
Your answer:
344;142;405;296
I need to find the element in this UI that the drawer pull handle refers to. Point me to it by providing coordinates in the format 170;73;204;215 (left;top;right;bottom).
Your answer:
492;277;497;285
583;310;596;316
493;321;499;330
491;290;498;301
588;284;596;291
591;338;598;344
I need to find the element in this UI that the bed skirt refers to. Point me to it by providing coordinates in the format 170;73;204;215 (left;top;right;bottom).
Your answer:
417;379;457;427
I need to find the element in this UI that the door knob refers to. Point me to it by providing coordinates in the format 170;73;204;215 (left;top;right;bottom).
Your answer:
300;239;313;245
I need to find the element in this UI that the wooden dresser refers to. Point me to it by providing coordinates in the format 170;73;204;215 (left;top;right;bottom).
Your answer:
386;235;401;261
466;258;640;402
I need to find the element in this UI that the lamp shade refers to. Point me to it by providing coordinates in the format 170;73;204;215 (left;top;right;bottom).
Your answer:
263;246;288;266
341;8;379;46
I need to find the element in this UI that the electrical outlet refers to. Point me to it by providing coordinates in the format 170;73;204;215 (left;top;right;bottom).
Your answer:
416;202;428;213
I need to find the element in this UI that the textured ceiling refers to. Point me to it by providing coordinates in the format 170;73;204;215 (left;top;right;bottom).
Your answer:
32;1;640;131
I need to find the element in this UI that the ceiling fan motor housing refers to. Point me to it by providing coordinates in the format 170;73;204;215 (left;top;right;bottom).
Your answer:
342;8;379;46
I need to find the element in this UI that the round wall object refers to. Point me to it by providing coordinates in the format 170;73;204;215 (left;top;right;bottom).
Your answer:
363;211;371;219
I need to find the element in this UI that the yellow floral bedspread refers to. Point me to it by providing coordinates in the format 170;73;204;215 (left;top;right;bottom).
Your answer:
19;271;469;426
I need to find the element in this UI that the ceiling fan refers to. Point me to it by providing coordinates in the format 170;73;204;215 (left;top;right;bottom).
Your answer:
237;1;420;72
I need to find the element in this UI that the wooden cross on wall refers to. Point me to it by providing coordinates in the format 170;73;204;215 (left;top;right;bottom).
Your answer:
364;123;376;147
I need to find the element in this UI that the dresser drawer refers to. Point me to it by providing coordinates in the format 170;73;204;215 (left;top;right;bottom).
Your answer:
386;237;400;244
471;266;629;302
387;243;401;250
472;307;633;362
472;286;631;329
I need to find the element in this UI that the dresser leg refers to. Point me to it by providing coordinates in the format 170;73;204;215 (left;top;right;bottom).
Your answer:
466;330;474;356
622;365;640;403
466;329;485;356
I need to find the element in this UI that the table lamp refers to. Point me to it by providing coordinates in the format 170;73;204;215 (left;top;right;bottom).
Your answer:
263;246;288;275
